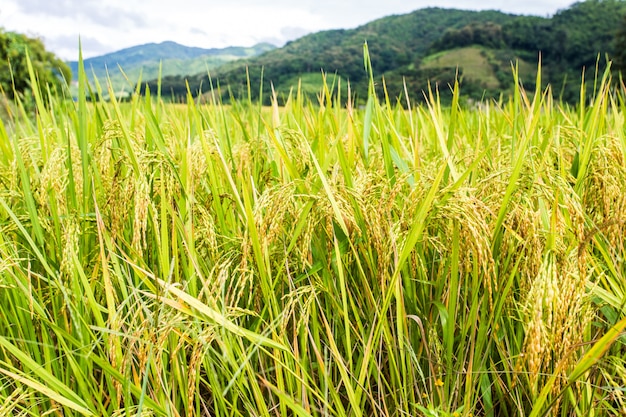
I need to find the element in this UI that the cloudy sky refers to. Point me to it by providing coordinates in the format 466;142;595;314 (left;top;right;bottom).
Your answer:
1;0;575;60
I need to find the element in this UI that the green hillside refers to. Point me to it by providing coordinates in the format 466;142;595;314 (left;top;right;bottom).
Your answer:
421;47;537;96
185;7;520;102
145;0;626;104
423;47;503;90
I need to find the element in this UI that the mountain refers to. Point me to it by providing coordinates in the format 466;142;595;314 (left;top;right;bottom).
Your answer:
143;1;626;104
67;41;275;93
159;7;519;101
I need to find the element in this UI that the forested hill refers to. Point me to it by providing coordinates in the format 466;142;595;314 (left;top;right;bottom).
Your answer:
68;42;275;95
145;0;626;104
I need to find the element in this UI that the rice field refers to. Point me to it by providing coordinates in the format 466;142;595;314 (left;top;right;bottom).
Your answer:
0;54;625;416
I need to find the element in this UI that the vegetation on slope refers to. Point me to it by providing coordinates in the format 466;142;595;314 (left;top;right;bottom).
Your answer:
143;0;626;105
423;47;520;90
179;7;519;103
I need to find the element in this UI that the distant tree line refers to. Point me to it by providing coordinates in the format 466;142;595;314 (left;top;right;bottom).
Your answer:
431;22;506;51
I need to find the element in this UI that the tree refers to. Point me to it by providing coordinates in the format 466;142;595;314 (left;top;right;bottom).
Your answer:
0;29;71;99
613;14;626;74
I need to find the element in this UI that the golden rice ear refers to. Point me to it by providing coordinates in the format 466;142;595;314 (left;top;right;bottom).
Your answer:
1;43;626;417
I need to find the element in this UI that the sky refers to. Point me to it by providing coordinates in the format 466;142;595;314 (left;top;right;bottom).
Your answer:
0;0;576;61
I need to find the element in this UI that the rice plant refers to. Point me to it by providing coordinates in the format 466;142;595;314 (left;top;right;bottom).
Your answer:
0;49;624;416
